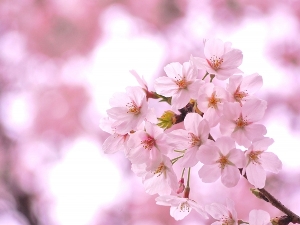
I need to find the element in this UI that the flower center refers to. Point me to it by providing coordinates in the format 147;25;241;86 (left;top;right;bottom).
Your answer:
217;155;229;170
126;101;140;114
178;201;190;212
207;55;224;70
154;163;166;177
248;151;262;164
141;136;155;150
208;92;221;108
188;133;201;147
174;75;189;89
235;115;249;129
234;86;248;103
221;216;235;225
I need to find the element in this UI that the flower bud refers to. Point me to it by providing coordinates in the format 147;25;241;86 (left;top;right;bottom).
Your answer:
157;110;176;129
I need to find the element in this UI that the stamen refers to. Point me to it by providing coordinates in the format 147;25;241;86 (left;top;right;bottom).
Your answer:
126;101;140;114
208;92;221;108
188;133;201;147
207;55;224;70
178;201;190;212
174;75;190;89
154;163;166;177
141;136;155;150
248;151;262;164
234;86;248;103
217;155;229;169
220;215;235;225
235;115;248;129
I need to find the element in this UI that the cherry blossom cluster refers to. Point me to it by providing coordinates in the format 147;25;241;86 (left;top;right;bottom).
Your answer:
100;38;282;223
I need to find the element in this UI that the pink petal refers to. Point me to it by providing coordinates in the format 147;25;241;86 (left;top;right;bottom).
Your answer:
204;107;220;127
154;76;180;96
221;165;240;187
164;62;183;80
244;124;267;141
170;205;190;220
252;137;274;151
181;147;199;167
204;38;225;59
222;102;240;119
240;73;263;94
198;164;220;182
205;203;229;220
231;128;251;147
246;163;266;188
228;148;246;168
242;99;267;122
260;152;282;173
102;134;127;154
197;145;219;164
221;49;243;69
129;70;148;90
193;57;210;71
215;137;235;156
167;129;189;149
249;210;270;225
227;75;243;95
171;89;191;109
220;117;236;136
126;86;146;107
182;61;197;80
184;113;204;136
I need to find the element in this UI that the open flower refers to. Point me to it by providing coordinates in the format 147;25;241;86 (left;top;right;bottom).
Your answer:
154;61;204;109
127;121;172;169
227;73;263;106
192;38;243;80
197;137;245;187
220;99;267;147
132;156;178;196
167;113;213;167
243;137;282;188
205;198;238;225
106;86;150;134
156;195;208;220
197;83;228;127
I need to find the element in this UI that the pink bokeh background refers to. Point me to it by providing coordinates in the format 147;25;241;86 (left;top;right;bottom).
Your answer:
0;0;300;224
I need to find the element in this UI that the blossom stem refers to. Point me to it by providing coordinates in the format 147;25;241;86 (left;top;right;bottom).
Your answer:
171;155;184;164
181;168;186;178
202;72;209;80
187;167;191;188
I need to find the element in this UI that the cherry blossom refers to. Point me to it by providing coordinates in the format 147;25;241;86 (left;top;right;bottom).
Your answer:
106;86;150;134
130;70;148;91
197;83;228;127
220;99;267;147
99;117;129;154
192;38;243;80
197;137;245;187
131;156;178;196
155;195;208;220
167;113;213;167
249;209;271;225
154;61;204;109
227;73;263;106
243;137;282;188
205;198;237;225
126;121;172;168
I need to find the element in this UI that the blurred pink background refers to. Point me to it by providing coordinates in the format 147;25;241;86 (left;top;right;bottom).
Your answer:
1;0;300;224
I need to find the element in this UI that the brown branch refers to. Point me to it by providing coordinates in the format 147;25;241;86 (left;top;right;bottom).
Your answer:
258;188;300;224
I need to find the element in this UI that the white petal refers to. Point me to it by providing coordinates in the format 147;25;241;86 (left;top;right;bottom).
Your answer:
221;165;240;187
198;164;220;183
